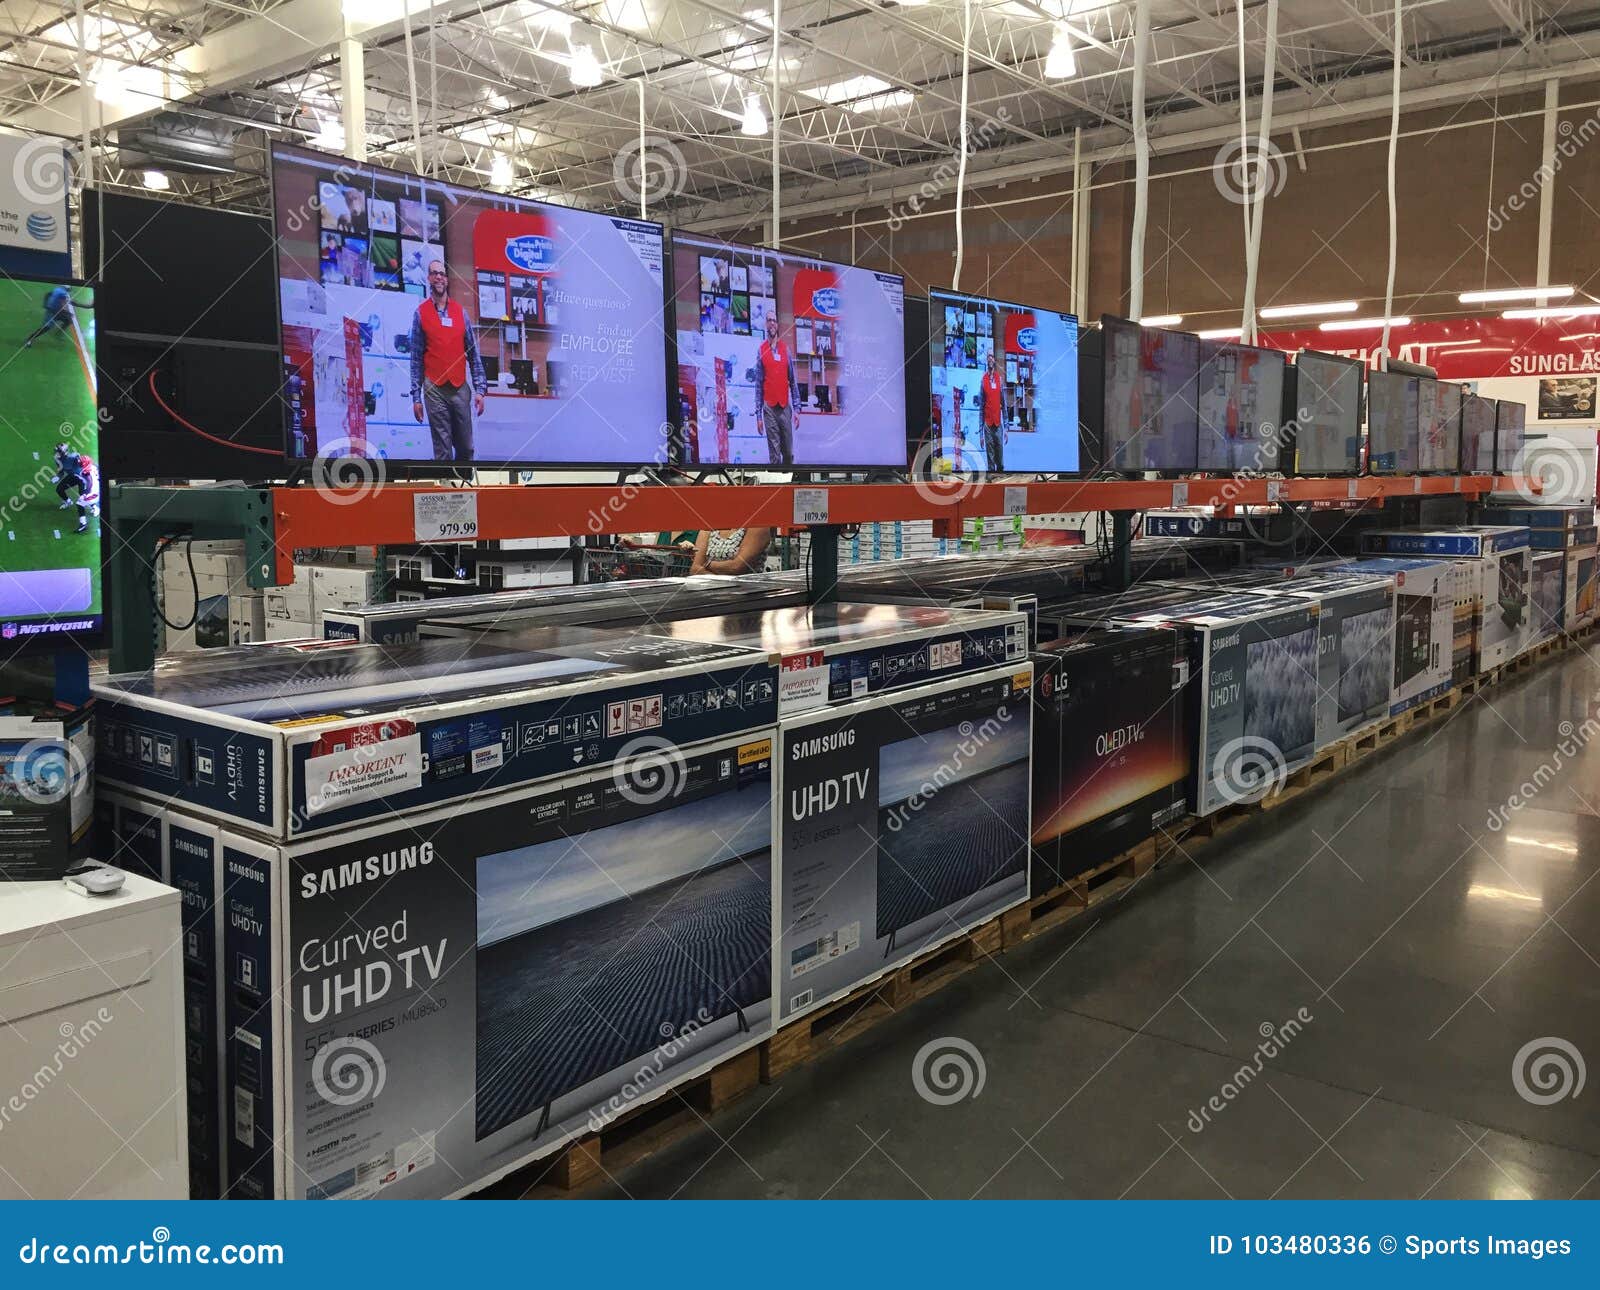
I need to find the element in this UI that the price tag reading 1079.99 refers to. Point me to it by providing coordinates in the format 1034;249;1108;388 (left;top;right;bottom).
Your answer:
413;491;480;542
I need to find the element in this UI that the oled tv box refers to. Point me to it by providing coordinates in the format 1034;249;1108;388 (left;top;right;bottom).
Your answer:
1055;590;1322;816
324;572;804;643
93;628;776;839
154;730;777;1200
1029;627;1190;890
774;664;1032;1025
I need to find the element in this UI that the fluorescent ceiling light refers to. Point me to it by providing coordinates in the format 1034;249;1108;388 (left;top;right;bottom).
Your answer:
1196;327;1242;340
1320;315;1410;331
141;169;169;191
1259;300;1359;319
490;154;514;188
804;75;913;112
1502;304;1600;320
313;112;346;152
599;0;652;30
741;92;768;136
569;43;604;88
1044;24;1076;79
1459;285;1573;304
1138;314;1183;327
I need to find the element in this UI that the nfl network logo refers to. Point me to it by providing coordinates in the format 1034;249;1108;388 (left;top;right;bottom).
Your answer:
1;623;16;640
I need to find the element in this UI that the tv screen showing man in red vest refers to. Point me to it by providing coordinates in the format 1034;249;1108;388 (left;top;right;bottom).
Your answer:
271;143;668;467
757;315;799;467
410;261;487;461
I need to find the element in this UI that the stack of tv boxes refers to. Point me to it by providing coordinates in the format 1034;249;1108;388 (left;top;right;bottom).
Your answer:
95;599;1032;1199
1359;526;1534;672
1480;505;1600;638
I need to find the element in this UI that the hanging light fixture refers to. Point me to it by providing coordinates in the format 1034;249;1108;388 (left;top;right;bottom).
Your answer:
569;43;603;88
142;169;169;191
490;153;514;188
741;92;769;136
1044;23;1076;79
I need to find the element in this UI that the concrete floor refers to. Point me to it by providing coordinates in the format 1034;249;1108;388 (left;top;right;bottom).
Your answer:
602;649;1600;1199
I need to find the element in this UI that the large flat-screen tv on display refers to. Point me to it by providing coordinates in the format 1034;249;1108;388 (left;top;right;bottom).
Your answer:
1419;378;1461;474
1366;369;1418;474
1461;392;1496;472
270;143;669;467
1197;340;1285;471
1100;318;1199;473
669;232;906;469
1286;349;1363;475
84;189;285;478
927;287;1079;473
1495;399;1527;474
0;279;102;652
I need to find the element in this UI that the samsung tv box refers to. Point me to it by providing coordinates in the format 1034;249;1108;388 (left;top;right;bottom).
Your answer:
324;573;803;644
1030;627;1191;890
1359;525;1532;558
93;628;776;839
630;602;1029;716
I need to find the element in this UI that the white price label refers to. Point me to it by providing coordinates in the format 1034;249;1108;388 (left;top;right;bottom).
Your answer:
1413;476;1423;494
1170;482;1189;507
793;487;829;525
1266;480;1287;503
414;491;479;542
1348;479;1361;500
1003;485;1029;517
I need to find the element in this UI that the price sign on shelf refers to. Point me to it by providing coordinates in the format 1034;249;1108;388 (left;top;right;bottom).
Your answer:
1413;476;1423;494
793;487;830;525
1170;481;1188;508
1003;485;1029;517
1266;479;1287;503
1347;479;1361;500
413;490;480;542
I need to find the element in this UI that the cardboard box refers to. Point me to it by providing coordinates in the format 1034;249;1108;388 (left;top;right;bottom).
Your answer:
1478;505;1595;531
93;628;777;840
0;703;94;880
309;564;380;613
125;732;775;1200
1528;551;1565;646
1029;627;1190;889
264;616;315;642
1335;559;1456;712
774;665;1032;1024
1571;544;1599;629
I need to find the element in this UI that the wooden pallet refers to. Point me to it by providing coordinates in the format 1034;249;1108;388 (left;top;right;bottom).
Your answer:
761;915;1004;1082
999;838;1159;948
504;1047;762;1197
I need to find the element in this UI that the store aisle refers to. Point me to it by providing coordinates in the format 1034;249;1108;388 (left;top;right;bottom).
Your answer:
601;649;1600;1199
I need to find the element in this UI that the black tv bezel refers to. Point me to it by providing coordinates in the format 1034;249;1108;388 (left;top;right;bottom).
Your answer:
1494;397;1528;475
1365;367;1420;476
1461;390;1497;474
269;140;672;472
1098;315;1202;477
1421;378;1465;476
666;229;909;472
0;273;106;658
1195;337;1288;474
1286;348;1365;477
926;284;1081;477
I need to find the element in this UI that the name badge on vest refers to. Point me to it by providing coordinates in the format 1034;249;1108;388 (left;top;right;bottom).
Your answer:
439;311;453;327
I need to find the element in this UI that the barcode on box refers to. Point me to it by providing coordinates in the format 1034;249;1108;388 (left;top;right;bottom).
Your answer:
790;989;813;1011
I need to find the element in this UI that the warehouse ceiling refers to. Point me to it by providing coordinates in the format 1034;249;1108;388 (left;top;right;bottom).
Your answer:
5;0;1600;227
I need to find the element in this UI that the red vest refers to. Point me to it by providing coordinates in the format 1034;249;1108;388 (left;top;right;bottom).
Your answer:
417;298;468;388
981;371;1003;426
759;339;791;407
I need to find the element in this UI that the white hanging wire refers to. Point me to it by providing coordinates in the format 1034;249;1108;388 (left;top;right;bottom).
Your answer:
1379;0;1402;366
1128;0;1151;319
952;0;973;290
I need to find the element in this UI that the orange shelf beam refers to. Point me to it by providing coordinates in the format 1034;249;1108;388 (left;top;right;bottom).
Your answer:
266;475;1536;583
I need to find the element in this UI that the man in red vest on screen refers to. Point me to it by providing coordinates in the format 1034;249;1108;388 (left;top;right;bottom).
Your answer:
757;314;799;467
410;260;487;462
980;352;1005;472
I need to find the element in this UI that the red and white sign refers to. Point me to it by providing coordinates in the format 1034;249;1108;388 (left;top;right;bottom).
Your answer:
1259;314;1600;380
305;733;422;815
781;650;825;672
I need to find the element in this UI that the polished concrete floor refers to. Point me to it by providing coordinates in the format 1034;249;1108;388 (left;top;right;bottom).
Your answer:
602;648;1600;1199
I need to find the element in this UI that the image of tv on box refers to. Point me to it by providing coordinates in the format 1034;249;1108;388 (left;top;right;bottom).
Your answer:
1330;558;1456;715
93;627;775;838
774;666;1032;1025
191;732;776;1199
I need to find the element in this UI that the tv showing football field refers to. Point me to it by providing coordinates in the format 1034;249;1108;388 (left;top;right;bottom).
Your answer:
271;143;668;466
0;278;102;649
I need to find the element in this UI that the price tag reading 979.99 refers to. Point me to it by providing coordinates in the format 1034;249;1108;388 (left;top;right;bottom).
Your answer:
413;491;480;543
